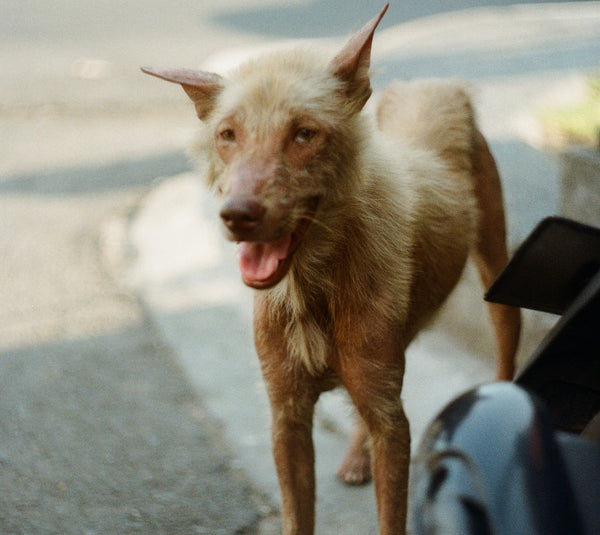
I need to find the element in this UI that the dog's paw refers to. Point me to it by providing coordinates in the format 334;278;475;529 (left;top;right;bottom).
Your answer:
336;450;372;485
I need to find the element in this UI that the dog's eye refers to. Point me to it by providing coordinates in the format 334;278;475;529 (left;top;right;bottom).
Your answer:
219;128;236;143
294;127;316;144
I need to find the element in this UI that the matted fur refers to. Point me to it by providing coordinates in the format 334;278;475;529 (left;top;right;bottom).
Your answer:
192;55;479;374
142;6;520;534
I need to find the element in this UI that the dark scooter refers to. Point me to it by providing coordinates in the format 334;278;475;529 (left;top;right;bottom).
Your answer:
411;217;600;535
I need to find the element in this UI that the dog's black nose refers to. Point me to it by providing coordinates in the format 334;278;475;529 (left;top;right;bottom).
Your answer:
220;197;266;235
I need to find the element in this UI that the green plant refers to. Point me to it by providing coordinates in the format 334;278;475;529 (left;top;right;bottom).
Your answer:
540;71;600;149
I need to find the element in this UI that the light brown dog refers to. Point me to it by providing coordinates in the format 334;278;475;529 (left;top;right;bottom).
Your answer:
142;4;520;534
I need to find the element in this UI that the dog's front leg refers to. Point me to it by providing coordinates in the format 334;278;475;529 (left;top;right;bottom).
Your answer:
254;296;319;535
336;351;410;535
270;393;317;535
369;405;410;535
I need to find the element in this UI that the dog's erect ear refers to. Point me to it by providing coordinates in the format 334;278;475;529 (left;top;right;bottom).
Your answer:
141;66;224;121
328;3;388;111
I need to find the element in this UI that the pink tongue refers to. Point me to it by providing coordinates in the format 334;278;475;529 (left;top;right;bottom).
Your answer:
237;235;292;282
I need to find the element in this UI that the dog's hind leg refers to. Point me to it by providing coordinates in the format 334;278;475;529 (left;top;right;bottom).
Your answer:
471;129;521;380
337;414;372;485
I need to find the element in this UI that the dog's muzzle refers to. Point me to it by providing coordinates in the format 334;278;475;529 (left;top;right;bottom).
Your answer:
220;196;320;290
220;196;266;240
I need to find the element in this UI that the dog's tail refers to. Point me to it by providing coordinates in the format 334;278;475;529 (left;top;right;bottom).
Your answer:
376;78;475;175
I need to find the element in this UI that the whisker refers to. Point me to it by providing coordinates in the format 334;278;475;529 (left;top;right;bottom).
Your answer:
299;212;334;234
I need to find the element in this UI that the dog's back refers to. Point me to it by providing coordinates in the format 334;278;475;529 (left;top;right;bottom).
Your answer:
377;79;475;176
373;80;480;338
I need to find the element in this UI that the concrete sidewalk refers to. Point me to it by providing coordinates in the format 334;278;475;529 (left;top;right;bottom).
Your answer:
110;3;600;534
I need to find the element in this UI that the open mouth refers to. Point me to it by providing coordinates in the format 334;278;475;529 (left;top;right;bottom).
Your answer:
236;202;318;290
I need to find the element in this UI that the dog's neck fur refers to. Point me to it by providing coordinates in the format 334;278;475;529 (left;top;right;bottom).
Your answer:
259;117;416;375
190;48;418;375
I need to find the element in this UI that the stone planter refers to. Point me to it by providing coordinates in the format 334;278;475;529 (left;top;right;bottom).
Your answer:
559;147;600;227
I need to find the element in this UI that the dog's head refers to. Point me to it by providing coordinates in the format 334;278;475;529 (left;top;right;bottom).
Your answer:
142;4;388;289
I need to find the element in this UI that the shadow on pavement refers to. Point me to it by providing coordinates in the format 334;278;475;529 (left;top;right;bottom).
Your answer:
0;319;265;534
372;35;600;88
0;151;191;197
213;0;583;39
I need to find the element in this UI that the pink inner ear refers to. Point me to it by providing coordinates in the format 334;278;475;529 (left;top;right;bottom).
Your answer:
141;66;223;89
329;3;388;81
141;66;224;120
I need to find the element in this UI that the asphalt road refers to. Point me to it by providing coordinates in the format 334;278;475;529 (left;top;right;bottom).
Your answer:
0;151;284;533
